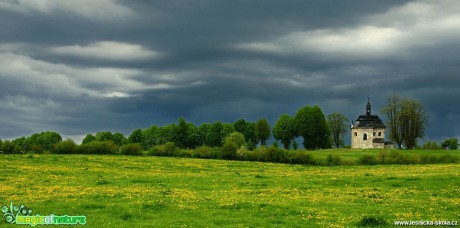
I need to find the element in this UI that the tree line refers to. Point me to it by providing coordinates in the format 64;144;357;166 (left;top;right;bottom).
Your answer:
0;104;335;154
0;95;457;154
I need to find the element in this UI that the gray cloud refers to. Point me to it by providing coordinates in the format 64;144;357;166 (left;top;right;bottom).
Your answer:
0;0;458;144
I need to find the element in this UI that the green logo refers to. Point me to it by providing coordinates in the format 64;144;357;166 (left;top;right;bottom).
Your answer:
2;202;86;226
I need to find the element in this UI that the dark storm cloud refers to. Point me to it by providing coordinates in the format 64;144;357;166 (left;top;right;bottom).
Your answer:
0;0;459;144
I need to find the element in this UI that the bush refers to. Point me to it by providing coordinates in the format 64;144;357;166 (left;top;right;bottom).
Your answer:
326;153;342;166
119;143;143;156
148;142;177;157
79;141;118;155
357;216;387;227
287;151;316;165
222;141;238;160
358;155;377;165
52;139;78;154
1;141;21;154
265;146;288;163
193;146;220;159
423;141;440;150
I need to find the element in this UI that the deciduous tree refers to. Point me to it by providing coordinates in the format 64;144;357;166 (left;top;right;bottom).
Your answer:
294;105;330;149
273;114;295;149
327;113;348;148
383;95;428;149
254;118;271;145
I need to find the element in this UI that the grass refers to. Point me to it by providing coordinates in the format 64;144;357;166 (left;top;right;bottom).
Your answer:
0;153;459;227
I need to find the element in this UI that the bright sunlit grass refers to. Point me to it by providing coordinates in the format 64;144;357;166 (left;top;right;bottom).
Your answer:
0;154;458;227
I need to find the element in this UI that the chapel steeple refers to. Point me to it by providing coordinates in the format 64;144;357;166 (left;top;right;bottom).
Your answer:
366;97;371;116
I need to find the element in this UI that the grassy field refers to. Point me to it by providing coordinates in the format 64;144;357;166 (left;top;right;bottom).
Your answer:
0;153;459;227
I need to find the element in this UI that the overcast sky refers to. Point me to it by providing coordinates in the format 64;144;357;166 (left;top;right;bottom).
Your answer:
1;0;459;144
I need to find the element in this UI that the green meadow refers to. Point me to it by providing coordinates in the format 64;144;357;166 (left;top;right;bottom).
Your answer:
0;153;459;227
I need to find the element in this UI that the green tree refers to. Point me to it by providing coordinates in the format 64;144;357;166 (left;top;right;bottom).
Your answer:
222;123;235;139
382;95;404;148
255;118;271;146
327;113;349;148
128;129;143;144
12;137;30;152
141;125;157;150
155;124;177;145
176;118;190;148
234;119;257;146
1;140;20;154
112;132;126;146
273;114;296;149
82;134;96;144
234;119;248;134
441;138;458;150
29;131;62;151
95;131;113;142
294;105;330;149
224;132;246;148
206;122;223;147
197;123;211;146
186;124;199;149
222;132;245;159
400;98;429;149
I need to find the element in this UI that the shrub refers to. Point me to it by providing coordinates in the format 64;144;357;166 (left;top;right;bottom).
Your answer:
52;139;78;154
326;153;342;166
148;142;177;157
422;141;440;150
357;216;387;227
79;141;118;155
265;146;288;163
119;143;143;156
437;154;459;164
358;155;377;165
222;141;238;160
287;151;316;165
193;146;220;159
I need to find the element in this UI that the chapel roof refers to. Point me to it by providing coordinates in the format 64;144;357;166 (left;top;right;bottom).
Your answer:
352;99;386;129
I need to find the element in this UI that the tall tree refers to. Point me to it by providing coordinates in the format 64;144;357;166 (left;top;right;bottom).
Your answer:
294;105;330;149
400;99;428;149
245;122;258;146
176;118;190;148
187;123;201;149
206;122;223;147
382;95;428;149
327;113;349;148
382;95;403;148
273;114;295;149
254;118;271;145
